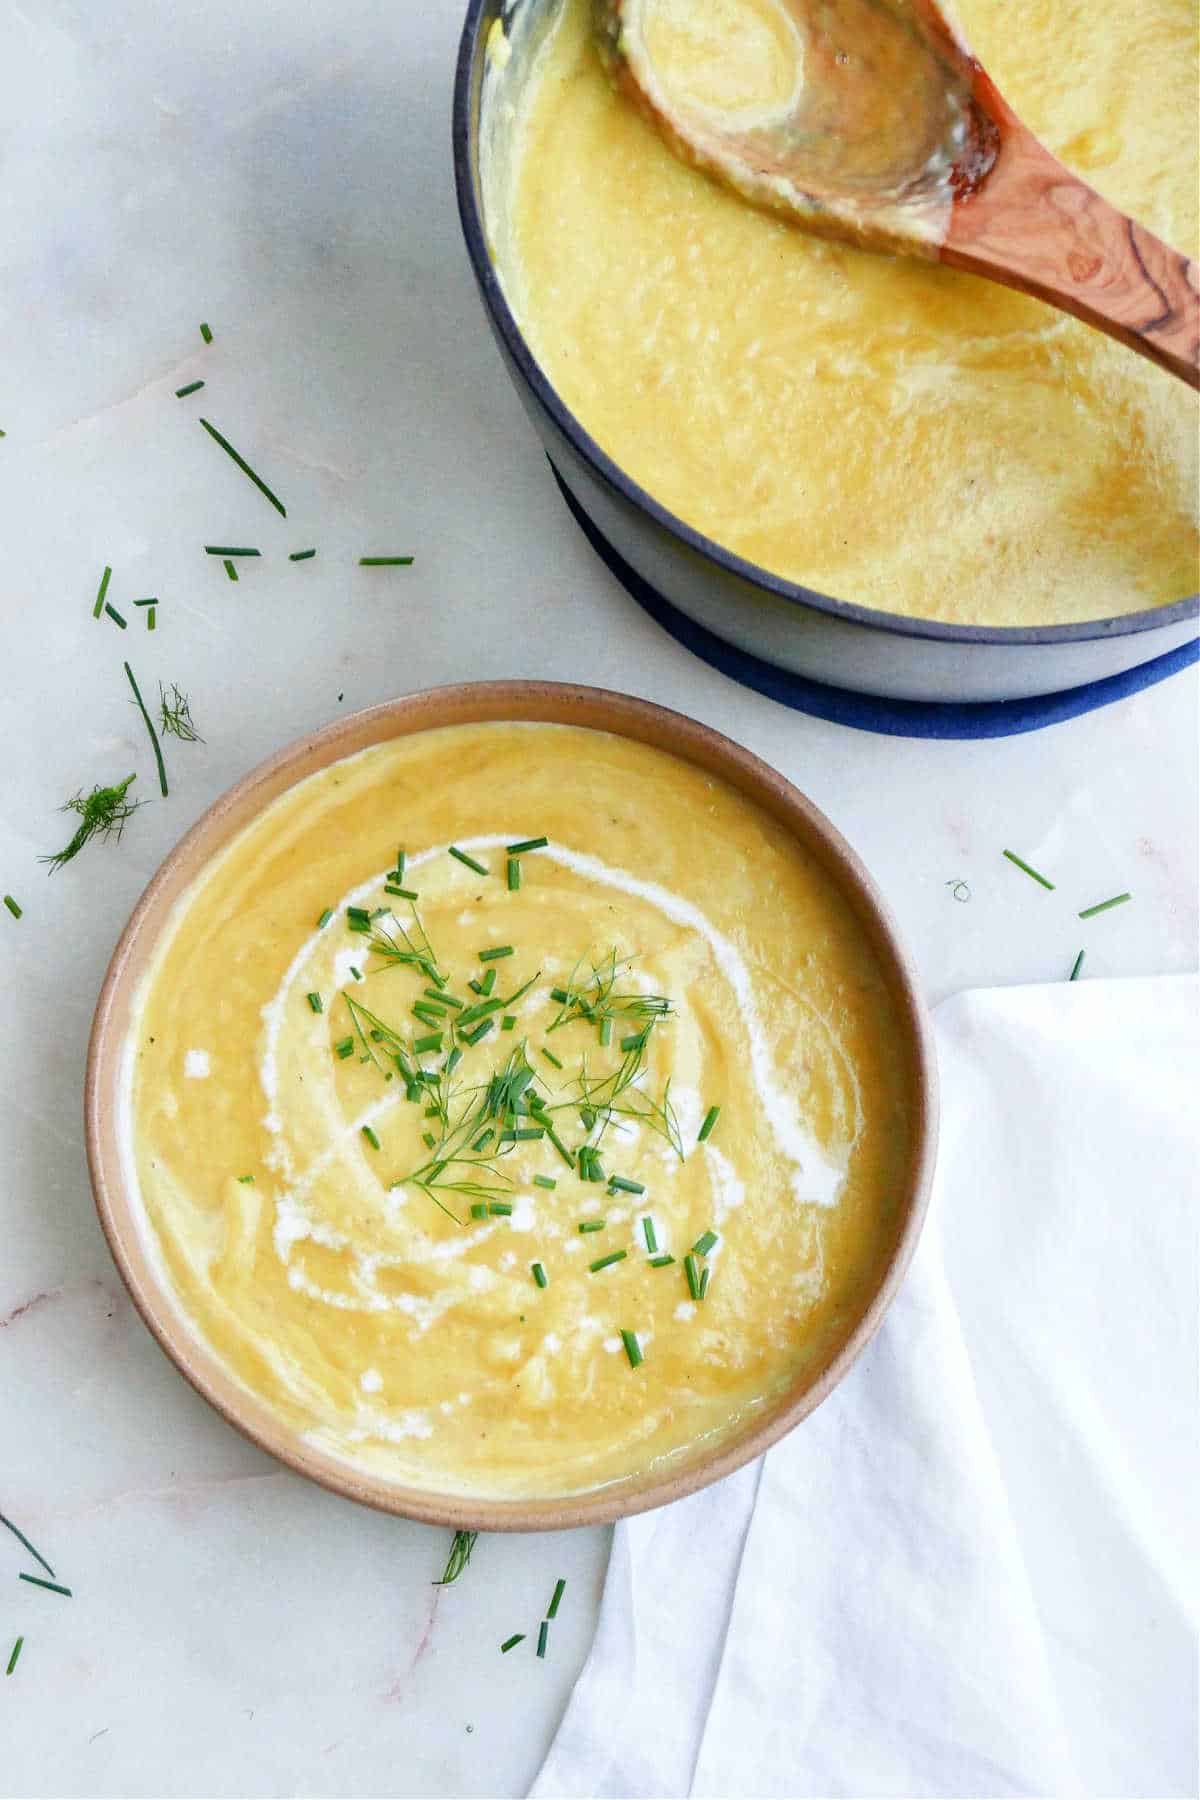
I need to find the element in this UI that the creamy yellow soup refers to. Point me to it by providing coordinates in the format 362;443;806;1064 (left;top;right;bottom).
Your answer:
487;0;1199;627
124;724;915;1497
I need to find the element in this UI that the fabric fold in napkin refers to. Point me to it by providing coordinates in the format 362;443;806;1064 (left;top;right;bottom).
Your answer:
533;977;1198;1799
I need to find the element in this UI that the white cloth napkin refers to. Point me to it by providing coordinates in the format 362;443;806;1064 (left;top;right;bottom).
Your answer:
533;977;1199;1799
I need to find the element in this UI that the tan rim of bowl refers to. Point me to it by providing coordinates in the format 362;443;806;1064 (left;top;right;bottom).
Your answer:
86;681;938;1532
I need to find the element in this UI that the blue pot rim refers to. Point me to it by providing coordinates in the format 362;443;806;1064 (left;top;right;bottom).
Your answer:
451;0;1199;652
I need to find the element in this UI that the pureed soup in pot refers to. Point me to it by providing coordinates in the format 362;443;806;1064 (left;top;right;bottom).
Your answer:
120;723;917;1498
482;0;1199;628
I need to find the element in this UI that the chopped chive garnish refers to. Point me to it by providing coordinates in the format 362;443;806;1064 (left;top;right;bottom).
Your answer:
105;603;127;629
361;1125;381;1151
147;606;156;631
589;1250;626;1272
1078;892;1131;919
507;837;549;856
317;907;334;928
385;885;419;901
132;597;157;606
531;1262;548;1288
204;546;261;558
359;556;414;566
649;1254;675;1268
479;946;514;962
599;1017;613;1047
536;1622;549;1659
472;1130;495;1152
413;1032;443;1054
290;548;318;560
449;845;488;876
698;1106;720;1143
610;1176;646;1196
1069;949;1086;981
6;1636;23;1676
550;987;570;1004
546;1578;566;1619
489;1202;514;1217
413;1004;445;1026
462;1019;495;1046
18;1574;72;1598
1003;849;1055;890
579;1219;606;1234
699;1266;711;1300
692;1230;718;1257
619;1033;644;1052
642;1217;658;1252
3;896;21;920
237;1174;255;1184
496;1014;514;1032
334;1037;353;1059
124;662;168;797
431;990;463;1008
501;1634;525;1654
541;1047;563;1070
200;417;287;516
92;565;112;620
422;1130;437;1150
620;1329;643;1369
533;1175;557;1190
0;1511;55;1579
350;966;363;981
480;967;497;996
507;857;521;892
545;1126;575;1168
501;1127;544;1143
224;559;238;581
469;1203;490;1220
445;1047;463;1076
175;380;205;398
685;1253;702;1300
307;992;323;1013
199;321;213;343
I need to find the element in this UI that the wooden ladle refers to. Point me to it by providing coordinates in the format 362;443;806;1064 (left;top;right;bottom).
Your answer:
595;0;1200;388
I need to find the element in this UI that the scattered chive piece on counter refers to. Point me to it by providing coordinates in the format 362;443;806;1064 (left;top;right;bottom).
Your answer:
237;1174;255;1184
531;1262;548;1288
204;545;260;558
104;603;127;629
502;1015;517;1030
1069;949;1086;981
579;1219;605;1234
692;1229;718;1257
413;1031;443;1054
18;1574;72;1598
610;1176;645;1196
620;1329;644;1369
480;968;497;996
307;992;323;1013
536;1622;549;1659
199;321;213;343
507;836;549;856
430;988;461;1007
649;1254;675;1268
445;1047;463;1076
0;1510;55;1579
358;556;414;566
147;607;156;631
599;1016;612;1047
334;1037;353;1058
642;1217;658;1252
224;559;238;581
362;1126;381;1151
698;1105;721;1143
547;1578;566;1619
386;885;419;901
685;1253;702;1300
500;1634;525;1654
92;564;112;620
6;1636;23;1676
1002;849;1055;891
435;1530;478;1586
3;896;21;920
589;1250;626;1273
317;907;334;928
470;1203;488;1220
462;1019;495;1046
175;380;205;398
478;945;514;962
1078;892;1132;920
449;846;488;876
489;1202;513;1217
199;417;287;517
533;1175;557;1190
542;1047;563;1070
132;596;157;606
41;773;140;871
698;1267;711;1300
289;548;317;561
507;857;521;892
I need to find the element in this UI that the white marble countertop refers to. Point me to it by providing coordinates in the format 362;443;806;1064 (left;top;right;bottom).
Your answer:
1;2;1195;1795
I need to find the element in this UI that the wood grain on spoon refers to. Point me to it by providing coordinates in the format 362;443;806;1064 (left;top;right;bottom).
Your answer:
597;0;1200;388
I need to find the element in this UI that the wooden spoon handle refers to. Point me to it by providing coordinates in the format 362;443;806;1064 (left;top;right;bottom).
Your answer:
942;81;1199;390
